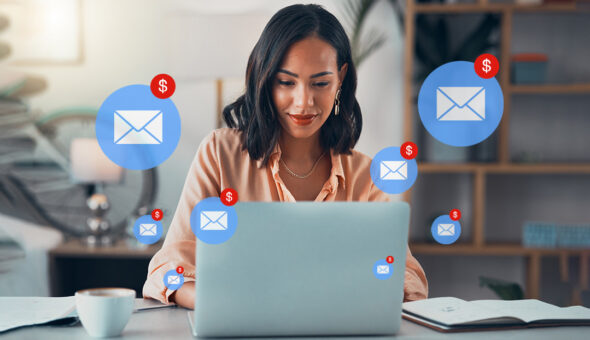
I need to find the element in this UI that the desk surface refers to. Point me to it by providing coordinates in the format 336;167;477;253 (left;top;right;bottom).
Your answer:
4;305;590;339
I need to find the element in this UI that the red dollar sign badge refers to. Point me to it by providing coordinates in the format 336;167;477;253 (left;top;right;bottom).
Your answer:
401;142;418;160
221;188;238;206
450;209;461;221
151;209;163;221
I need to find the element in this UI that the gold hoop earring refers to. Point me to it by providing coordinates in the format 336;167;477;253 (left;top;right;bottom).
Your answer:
334;88;341;116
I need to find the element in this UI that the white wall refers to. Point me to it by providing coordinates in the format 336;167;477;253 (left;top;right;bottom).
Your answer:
10;0;404;224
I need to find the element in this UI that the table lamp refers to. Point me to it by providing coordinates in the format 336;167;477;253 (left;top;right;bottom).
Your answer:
70;138;123;246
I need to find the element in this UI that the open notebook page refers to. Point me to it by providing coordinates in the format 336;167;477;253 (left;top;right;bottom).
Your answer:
472;299;590;323
403;297;590;327
403;297;521;326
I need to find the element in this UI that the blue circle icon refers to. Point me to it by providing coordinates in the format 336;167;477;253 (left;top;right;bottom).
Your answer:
431;215;461;245
373;259;393;280
133;215;163;245
190;197;238;245
96;84;181;170
163;269;184;291
418;61;504;146
370;147;418;194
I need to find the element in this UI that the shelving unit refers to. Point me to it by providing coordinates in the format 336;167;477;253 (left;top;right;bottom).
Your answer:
414;2;585;13
510;83;590;94
402;0;590;302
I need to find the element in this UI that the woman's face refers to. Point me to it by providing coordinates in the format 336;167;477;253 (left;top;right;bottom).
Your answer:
272;36;347;140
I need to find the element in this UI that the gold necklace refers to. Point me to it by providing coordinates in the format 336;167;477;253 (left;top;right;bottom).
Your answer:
280;152;326;179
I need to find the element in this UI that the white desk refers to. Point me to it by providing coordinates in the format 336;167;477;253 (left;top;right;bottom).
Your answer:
3;304;590;339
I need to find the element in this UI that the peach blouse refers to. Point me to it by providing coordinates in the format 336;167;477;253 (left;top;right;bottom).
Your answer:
143;128;428;303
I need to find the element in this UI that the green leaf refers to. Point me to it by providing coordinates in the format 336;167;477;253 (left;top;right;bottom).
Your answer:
356;29;387;66
452;14;501;61
479;276;525;300
386;0;405;32
341;0;385;67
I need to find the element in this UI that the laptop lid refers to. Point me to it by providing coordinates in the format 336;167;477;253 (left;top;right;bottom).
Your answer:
194;202;409;337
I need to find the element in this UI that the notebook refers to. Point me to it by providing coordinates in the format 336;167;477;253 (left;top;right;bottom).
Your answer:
402;297;590;332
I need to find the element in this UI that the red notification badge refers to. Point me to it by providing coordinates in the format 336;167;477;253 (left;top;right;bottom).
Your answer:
220;188;238;206
401;142;418;160
474;54;499;79
386;256;394;264
151;74;176;99
151;209;163;221
176;266;184;274
450;209;461;221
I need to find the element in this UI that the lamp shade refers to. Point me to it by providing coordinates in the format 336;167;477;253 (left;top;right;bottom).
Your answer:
70;138;123;183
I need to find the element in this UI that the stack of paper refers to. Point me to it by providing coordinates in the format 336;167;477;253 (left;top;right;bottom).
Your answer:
0;227;25;272
0;297;173;333
0;297;77;333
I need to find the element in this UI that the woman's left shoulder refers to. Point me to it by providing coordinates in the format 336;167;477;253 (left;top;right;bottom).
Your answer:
338;149;373;171
337;149;387;200
336;149;375;185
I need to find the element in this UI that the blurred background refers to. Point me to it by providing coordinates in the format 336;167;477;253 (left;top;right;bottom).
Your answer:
0;0;589;307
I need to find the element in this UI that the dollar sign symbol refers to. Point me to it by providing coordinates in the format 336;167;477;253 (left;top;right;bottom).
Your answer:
482;58;491;74
405;145;413;156
159;79;168;93
226;192;233;203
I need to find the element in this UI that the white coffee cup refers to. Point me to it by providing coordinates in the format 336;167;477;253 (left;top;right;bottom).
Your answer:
75;288;135;338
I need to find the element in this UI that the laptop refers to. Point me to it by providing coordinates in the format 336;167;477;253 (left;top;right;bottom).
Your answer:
190;202;409;337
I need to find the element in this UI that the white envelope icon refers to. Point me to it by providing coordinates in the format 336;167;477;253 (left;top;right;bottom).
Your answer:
437;87;485;121
377;265;390;274
200;211;228;230
139;224;157;236
437;224;455;236
114;110;163;144
168;275;180;285
380;161;407;181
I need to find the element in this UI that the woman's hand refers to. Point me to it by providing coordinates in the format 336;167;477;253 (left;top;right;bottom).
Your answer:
169;281;195;309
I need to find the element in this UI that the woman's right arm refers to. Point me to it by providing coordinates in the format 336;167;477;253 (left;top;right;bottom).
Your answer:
170;281;195;309
142;131;221;308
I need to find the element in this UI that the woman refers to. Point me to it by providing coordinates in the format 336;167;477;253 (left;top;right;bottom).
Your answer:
143;4;427;309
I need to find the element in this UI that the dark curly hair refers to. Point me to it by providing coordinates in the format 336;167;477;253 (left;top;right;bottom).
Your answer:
223;4;362;166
